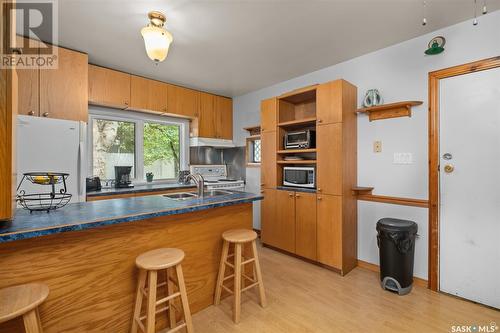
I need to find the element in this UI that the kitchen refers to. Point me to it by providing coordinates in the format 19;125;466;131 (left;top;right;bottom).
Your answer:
1;1;500;333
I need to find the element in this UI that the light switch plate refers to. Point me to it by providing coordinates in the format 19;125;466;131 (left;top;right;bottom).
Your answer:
393;153;413;164
373;141;382;153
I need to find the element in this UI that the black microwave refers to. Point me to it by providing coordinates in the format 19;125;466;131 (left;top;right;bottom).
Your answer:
283;166;315;188
284;129;316;149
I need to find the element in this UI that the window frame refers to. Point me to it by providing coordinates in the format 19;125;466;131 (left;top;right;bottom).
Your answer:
88;106;190;184
246;136;261;167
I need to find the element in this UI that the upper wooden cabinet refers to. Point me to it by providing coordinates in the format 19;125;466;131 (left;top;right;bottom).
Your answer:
17;65;38;117
17;40;88;122
167;85;199;118
214;96;233;140
260;98;277;132
130;75;168;113
316;123;342;195
261;131;277;189
39;46;88;122
198;92;216;138
88;65;130;109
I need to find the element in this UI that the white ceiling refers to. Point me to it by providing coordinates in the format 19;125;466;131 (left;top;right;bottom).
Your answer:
56;0;499;97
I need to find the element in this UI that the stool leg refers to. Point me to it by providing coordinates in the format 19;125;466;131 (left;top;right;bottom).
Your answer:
131;269;147;333
233;243;242;324
252;240;267;307
146;271;157;333
175;264;194;333
214;240;229;305
166;268;176;329
23;309;42;333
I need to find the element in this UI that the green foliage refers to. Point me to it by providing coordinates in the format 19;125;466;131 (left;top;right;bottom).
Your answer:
115;122;135;153
143;123;180;168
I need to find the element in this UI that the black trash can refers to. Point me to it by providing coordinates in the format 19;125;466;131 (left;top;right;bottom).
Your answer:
376;218;418;295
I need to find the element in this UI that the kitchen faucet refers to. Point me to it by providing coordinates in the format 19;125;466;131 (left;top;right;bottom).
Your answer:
187;173;205;199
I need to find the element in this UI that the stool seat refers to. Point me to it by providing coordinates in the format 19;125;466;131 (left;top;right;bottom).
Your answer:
0;283;49;324
136;248;185;270
222;229;257;243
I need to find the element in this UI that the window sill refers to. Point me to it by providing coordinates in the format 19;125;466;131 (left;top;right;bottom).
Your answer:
246;163;261;168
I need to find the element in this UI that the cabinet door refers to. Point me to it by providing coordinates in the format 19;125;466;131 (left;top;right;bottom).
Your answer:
295;192;317;260
261;131;277;188
317;194;342;269
316;123;342;195
273;190;296;253
17;67;39;116
261;97;277;132
198;92;216;138
40;46;88;122
167;85;199;118
261;188;277;245
215;96;233;139
88;65;130;109
130;76;167;113
316;80;343;125
16;37;39;117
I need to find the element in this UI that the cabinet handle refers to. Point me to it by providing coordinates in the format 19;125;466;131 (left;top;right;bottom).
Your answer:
42;112;49;117
317;188;322;192
28;111;35;116
317;119;322;124
124;101;129;106
295;194;300;198
288;193;294;197
317;197;322;201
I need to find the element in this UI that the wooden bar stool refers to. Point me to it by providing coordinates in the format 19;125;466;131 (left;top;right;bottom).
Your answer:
0;283;49;333
131;248;193;333
214;229;266;323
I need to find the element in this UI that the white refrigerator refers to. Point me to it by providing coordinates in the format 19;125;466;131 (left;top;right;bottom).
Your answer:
16;115;87;203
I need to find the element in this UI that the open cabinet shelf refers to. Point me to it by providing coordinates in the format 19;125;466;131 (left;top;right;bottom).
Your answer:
277;148;317;154
277;160;317;165
278;117;317;128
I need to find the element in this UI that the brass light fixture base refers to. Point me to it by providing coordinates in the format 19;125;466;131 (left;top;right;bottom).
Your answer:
148;11;166;27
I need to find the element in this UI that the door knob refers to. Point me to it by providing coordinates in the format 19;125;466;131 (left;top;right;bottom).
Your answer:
444;164;454;173
442;153;453;160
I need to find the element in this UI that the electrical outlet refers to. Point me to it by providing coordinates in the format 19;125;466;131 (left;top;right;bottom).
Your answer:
393;153;413;164
373;141;382;153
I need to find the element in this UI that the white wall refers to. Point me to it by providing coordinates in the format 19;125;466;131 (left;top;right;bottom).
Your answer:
233;11;500;280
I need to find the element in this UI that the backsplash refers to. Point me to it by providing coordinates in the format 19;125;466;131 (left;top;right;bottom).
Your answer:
189;146;246;181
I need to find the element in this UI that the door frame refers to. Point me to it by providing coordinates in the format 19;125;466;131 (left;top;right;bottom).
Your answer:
428;56;500;291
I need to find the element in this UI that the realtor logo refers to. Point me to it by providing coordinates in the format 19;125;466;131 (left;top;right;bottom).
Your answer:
1;0;58;69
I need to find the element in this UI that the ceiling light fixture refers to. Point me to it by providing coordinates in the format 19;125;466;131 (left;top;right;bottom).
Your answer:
473;0;479;25
422;1;427;26
482;0;488;14
141;11;173;63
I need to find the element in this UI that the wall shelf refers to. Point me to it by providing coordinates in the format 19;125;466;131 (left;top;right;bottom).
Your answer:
243;125;261;136
277;160;317;165
277;148;317;154
352;186;429;208
356;101;423;121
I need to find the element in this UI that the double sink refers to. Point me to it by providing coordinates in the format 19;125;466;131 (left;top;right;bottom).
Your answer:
163;190;233;201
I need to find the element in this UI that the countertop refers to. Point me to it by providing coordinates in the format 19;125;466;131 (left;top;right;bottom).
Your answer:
86;182;196;197
0;191;262;243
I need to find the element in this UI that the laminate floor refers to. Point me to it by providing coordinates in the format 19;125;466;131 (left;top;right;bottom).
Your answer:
192;244;499;333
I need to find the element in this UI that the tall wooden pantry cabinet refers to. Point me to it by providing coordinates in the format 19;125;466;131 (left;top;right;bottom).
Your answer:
260;80;358;275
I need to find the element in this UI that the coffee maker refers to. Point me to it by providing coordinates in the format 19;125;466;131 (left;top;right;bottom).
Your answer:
114;166;134;188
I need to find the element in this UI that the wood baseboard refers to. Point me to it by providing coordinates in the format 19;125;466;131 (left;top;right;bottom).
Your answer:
357;259;428;288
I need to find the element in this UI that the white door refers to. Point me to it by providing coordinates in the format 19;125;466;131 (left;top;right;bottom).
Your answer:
439;67;500;309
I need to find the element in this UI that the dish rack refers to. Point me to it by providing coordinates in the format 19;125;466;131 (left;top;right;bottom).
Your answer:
16;172;72;213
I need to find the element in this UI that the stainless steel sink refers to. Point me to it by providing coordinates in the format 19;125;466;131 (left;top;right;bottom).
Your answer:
163;192;197;200
163;190;233;201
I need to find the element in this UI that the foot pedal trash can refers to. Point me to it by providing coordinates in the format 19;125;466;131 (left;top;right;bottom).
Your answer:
376;218;418;295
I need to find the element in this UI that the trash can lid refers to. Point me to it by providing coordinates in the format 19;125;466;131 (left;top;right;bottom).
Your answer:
376;218;418;233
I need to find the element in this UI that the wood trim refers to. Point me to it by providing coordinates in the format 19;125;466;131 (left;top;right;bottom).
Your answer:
428;56;500;292
351;187;374;195
357;260;428;288
357;194;429;208
356;101;423;121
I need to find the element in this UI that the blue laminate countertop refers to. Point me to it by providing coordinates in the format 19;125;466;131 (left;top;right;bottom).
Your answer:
0;191;262;243
86;182;196;197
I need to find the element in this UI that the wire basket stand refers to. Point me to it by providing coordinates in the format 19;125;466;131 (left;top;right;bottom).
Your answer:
16;172;72;213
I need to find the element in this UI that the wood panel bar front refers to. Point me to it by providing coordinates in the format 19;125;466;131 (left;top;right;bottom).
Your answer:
0;203;252;332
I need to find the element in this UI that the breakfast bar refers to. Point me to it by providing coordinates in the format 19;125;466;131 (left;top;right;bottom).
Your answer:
0;192;262;332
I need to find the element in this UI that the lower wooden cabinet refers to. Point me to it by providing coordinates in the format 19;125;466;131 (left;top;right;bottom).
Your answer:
261;190;355;274
295;192;317;260
316;194;342;269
